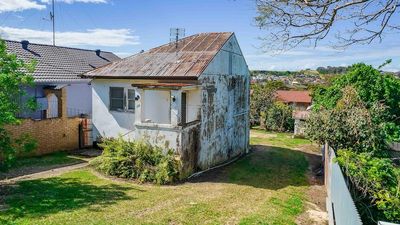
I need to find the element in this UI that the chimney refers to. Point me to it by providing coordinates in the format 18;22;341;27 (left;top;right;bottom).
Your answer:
95;49;101;56
21;40;29;50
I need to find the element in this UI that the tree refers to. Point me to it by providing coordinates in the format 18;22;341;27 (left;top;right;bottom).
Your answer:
250;81;286;127
0;40;37;169
312;63;400;141
255;0;400;50
305;86;388;154
264;101;294;132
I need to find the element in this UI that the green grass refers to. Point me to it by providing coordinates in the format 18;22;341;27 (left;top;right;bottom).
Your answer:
0;132;311;225
250;129;317;151
0;152;83;179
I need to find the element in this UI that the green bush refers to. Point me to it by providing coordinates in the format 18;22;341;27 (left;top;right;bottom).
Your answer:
305;86;388;154
263;101;294;132
90;137;182;184
312;63;400;141
336;150;400;223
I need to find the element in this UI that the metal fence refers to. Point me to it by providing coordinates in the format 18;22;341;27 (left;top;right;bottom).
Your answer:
325;145;363;225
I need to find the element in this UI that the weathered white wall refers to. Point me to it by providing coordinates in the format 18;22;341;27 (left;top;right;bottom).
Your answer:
142;90;171;124
186;88;201;123
92;80;183;155
91;79;136;140
197;34;250;170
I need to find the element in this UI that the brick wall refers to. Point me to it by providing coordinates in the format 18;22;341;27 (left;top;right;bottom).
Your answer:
5;117;81;156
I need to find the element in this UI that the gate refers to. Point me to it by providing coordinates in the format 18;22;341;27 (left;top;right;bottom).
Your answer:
79;118;93;148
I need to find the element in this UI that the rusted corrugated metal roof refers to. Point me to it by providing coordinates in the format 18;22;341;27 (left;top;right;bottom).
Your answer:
131;83;197;89
276;90;312;103
84;32;233;79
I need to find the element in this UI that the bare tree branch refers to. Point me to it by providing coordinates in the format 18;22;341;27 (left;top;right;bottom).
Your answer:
255;0;400;51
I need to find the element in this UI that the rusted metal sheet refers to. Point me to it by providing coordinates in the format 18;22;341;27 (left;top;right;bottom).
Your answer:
84;32;233;79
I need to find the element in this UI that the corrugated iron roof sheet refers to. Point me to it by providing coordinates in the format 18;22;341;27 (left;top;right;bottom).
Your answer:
276;90;312;103
5;40;120;83
84;32;233;79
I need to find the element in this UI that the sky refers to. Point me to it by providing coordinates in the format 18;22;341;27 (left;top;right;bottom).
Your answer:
0;0;399;71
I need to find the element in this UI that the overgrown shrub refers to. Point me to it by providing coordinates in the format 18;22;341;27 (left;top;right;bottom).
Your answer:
305;86;388;154
263;101;294;132
336;150;400;223
250;81;286;127
312;63;400;142
90;137;182;184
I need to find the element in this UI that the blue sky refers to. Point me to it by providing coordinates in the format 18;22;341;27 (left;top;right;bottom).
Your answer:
1;0;399;71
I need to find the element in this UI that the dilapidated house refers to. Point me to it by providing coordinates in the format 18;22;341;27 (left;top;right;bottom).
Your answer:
84;32;250;175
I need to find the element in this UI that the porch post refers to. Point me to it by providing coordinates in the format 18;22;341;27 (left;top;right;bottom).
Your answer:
170;90;181;126
134;88;144;124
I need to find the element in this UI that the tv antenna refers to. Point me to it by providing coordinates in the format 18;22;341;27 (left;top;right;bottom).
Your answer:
170;28;185;53
42;0;56;45
50;0;55;45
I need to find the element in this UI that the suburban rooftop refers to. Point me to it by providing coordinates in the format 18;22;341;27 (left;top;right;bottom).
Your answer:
5;40;120;83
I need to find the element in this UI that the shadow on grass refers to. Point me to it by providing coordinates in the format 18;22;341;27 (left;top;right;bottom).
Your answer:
0;176;136;221
190;145;322;190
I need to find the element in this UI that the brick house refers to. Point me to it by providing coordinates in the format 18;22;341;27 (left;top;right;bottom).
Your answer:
4;40;120;154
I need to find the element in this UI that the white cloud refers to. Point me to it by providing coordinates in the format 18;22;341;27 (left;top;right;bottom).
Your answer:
0;26;140;47
40;0;107;4
246;46;400;71
0;0;46;13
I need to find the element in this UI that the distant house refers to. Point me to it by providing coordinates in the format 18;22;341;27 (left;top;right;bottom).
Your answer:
83;32;250;175
276;90;312;136
4;40;120;155
5;40;120;119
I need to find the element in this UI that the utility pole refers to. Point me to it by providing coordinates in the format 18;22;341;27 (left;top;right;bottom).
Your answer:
50;0;55;46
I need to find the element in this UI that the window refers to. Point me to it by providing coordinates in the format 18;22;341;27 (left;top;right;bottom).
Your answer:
127;89;135;111
109;87;135;112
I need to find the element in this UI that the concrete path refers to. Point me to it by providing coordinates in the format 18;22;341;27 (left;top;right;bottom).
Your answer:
0;162;88;184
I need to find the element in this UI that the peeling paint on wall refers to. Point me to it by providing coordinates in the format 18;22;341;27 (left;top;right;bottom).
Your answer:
91;34;250;176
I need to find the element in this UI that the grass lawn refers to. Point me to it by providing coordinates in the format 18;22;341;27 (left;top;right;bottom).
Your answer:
250;129;319;153
0;130;320;225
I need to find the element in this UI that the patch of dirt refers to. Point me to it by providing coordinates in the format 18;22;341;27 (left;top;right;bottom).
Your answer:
250;132;277;139
296;147;328;225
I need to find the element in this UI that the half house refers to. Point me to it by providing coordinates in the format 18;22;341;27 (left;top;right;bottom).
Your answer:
4;40;120;154
84;32;250;175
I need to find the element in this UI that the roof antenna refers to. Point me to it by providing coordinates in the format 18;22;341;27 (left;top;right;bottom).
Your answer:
50;0;55;46
170;28;185;56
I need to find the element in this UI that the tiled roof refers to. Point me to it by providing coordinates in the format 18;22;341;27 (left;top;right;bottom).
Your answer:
5;40;120;83
84;32;233;79
276;90;312;103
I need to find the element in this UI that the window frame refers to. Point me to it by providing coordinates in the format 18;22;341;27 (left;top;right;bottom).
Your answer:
109;87;135;113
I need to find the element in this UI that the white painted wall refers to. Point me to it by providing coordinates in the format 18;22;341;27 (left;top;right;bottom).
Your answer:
91;79;136;140
142;90;171;124
186;88;201;123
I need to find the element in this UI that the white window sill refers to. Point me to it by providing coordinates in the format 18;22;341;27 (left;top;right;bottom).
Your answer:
135;122;176;129
110;109;134;114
